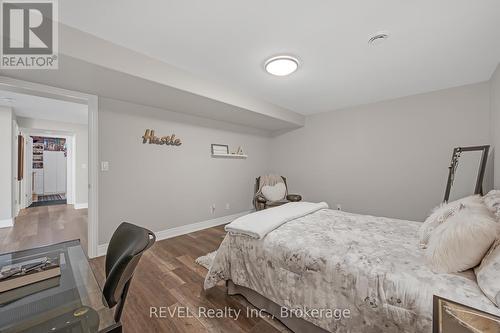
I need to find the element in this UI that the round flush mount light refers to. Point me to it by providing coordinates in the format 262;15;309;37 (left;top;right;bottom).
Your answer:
368;32;389;46
265;55;299;76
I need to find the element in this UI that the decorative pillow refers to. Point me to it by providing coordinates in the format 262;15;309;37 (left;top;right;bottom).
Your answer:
425;201;498;273
475;239;500;306
261;182;286;202
483;190;500;218
418;195;482;249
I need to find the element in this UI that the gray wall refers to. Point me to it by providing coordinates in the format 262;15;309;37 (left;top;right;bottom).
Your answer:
16;117;89;206
98;98;271;244
0;107;13;222
271;83;492;222
491;63;500;188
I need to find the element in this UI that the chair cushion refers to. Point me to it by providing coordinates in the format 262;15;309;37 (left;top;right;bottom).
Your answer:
261;182;286;202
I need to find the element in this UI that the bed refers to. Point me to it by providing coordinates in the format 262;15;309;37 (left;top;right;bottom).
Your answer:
204;207;500;332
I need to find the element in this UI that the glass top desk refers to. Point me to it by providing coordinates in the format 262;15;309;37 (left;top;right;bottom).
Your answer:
0;240;121;333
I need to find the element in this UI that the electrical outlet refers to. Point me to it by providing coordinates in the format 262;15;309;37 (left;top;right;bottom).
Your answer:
337;204;342;211
211;204;216;214
225;203;230;210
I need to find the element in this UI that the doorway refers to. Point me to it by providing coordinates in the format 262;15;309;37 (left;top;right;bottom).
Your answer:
29;135;68;207
0;76;98;257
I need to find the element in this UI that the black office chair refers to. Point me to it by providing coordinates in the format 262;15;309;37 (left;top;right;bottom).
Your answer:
103;222;156;323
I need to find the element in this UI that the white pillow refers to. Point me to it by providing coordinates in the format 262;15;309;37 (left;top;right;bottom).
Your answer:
483;190;500;218
425;201;498;273
419;195;482;249
261;182;286;202
475;239;500;306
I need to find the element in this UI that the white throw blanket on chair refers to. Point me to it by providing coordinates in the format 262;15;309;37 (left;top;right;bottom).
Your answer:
225;201;329;239
255;174;287;200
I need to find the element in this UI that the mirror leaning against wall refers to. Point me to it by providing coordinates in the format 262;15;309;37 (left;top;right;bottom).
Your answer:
444;145;490;203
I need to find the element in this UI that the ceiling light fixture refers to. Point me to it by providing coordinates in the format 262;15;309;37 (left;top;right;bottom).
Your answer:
265;55;299;76
368;32;389;46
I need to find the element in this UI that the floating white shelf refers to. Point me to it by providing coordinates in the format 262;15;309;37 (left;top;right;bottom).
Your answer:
211;153;248;159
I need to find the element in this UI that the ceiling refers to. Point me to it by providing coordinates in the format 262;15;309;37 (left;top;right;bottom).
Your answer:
58;0;500;115
0;90;88;124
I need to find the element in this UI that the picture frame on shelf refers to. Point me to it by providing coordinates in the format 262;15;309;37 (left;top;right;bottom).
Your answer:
211;144;229;155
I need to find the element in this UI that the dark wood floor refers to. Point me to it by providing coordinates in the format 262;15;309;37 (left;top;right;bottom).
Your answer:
0;204;87;255
90;226;290;333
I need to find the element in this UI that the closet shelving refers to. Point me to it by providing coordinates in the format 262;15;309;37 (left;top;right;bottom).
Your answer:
33;142;44;169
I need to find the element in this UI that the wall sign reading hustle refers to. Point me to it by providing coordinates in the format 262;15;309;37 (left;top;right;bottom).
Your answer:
142;129;182;146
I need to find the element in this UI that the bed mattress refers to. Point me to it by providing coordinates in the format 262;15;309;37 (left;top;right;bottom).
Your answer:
204;209;500;332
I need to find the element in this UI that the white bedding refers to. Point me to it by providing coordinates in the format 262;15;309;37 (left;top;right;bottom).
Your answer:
205;209;500;332
225;201;328;239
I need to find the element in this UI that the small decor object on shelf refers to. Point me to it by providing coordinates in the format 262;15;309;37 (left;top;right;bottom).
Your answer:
236;146;244;155
211;144;229;155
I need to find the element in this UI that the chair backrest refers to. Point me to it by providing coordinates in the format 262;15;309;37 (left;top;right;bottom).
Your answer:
103;222;155;322
254;176;288;195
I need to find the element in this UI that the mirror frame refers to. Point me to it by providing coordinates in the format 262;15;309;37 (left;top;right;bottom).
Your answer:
443;145;490;203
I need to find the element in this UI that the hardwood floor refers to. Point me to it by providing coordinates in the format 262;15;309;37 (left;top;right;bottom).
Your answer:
0;204;87;255
90;226;290;333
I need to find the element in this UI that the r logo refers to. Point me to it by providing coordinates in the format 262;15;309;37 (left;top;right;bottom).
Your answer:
2;2;53;54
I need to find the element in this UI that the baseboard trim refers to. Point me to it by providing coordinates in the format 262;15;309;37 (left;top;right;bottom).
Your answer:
74;203;88;209
0;218;13;228
96;210;252;257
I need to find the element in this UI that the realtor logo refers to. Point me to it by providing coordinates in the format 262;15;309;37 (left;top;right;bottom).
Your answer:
1;0;58;69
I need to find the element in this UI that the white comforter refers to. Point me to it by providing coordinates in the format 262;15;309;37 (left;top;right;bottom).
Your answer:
205;209;500;332
225;201;328;239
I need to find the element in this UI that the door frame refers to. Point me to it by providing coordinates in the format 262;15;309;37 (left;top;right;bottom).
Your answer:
0;76;99;258
24;136;33;208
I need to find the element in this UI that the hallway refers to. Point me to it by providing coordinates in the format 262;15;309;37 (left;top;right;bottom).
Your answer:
0;205;87;255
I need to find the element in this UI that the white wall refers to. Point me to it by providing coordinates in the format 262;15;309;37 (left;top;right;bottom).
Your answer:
16;117;88;206
98;98;272;244
0;107;13;226
271;83;492;221
491;63;500;188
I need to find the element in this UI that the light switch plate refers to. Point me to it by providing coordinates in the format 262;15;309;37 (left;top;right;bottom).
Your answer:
101;161;109;172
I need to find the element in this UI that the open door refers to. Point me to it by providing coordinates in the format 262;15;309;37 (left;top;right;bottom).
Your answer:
24;136;33;208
